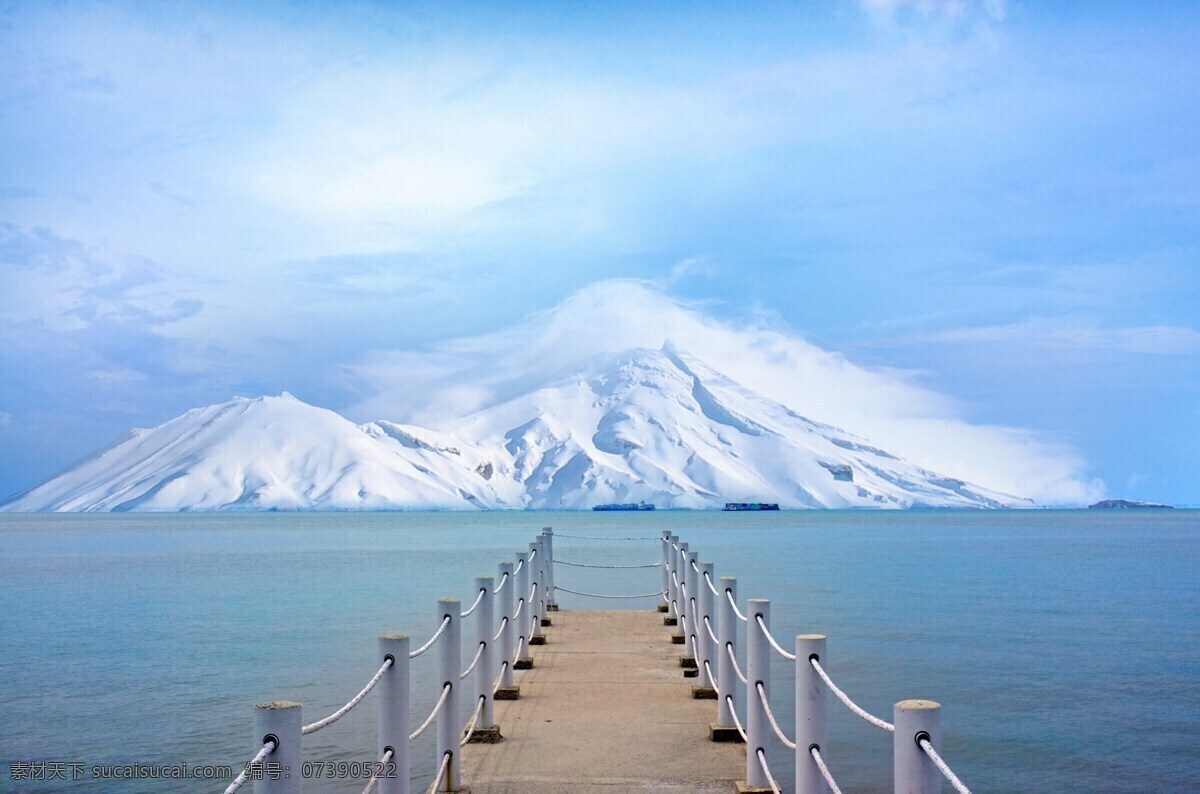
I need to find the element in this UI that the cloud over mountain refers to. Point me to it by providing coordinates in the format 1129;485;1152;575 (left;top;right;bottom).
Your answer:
347;280;1100;505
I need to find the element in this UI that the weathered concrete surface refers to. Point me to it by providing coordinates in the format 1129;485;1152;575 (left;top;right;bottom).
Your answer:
461;610;743;793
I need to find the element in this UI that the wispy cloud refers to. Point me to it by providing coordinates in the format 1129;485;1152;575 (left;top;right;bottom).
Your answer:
884;321;1200;356
347;279;1102;505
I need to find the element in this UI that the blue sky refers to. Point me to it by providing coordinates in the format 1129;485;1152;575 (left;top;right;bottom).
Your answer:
2;0;1197;505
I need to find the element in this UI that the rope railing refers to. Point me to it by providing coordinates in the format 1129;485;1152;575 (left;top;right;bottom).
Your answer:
426;751;451;794
460;694;487;747
302;657;393;735
555;559;660;569
756;682;796;750
726;695;749;743
493;570;511;593
360;747;394;794
810;746;843;794
756;614;797;661
554;585;665;599
702;569;720;596
460;641;486;680
408;683;452;741
552;533;659;540
460;587;486;618
703;659;720;695
756;748;783;794
492;615;509;642
222;739;275;794
810;658;895;732
726;588;748;622
921;736;972;793
703;615;719;645
727;642;748;685
410;615;451;658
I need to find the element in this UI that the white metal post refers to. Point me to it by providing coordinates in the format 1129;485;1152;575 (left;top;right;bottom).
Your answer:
542;527;556;610
253;700;302;794
659;532;670;612
716;576;738;731
379;635;411;794
474;576;494;731
698;561;715;690
515;552;531;666
894;700;942;794
667;534;681;623
745;598;771;790
436;598;461;792
675;542;690;643
529;540;544;641
497;562;515;691
795;635;827;794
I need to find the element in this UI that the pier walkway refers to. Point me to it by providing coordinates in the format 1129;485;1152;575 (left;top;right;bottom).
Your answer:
222;528;974;794
462;609;742;793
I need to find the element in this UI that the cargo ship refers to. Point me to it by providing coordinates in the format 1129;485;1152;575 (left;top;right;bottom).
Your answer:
723;502;779;511
592;501;655;511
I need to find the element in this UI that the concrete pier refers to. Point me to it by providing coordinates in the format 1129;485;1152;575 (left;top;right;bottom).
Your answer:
461;609;743;793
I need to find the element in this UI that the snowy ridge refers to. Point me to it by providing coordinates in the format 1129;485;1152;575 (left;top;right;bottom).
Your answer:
1;348;1029;511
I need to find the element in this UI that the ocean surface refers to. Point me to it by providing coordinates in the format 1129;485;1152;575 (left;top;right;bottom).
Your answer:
1;510;1197;793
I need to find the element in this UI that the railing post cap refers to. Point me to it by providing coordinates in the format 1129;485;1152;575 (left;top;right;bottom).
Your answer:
438;597;461;606
255;700;301;711
719;575;736;583
748;598;770;605
895;699;941;711
380;633;410;641
797;633;826;641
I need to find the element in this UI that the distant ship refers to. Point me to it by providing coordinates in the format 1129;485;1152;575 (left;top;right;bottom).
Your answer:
723;502;780;511
592;501;656;511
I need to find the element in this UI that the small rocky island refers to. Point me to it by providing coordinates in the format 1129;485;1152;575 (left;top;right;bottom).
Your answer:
1089;499;1173;509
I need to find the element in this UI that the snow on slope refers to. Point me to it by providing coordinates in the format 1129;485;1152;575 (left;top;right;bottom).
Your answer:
1;394;508;511
1;348;1029;511
448;344;1025;509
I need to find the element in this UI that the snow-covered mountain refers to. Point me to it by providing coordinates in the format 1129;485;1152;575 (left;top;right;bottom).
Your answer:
1;346;1028;511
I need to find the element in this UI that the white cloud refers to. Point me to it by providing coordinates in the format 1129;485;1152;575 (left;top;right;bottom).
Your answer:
896;321;1200;356
345;279;1102;505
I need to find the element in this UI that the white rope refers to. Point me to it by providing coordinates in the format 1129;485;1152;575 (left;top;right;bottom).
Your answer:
726;642;748;685
492;616;509;642
223;739;275;794
756;748;783;794
554;585;665;599
408;683;452;741
411;615;452;658
514;558;525;574
360;747;394;794
726;694;749;742
512;597;524;621
810;658;894;732
689;558;699;571
756;615;797;661
810;746;843;794
460;588;486;618
493;660;509;696
702;570;720;596
703;615;719;645
704;659;721;695
493;571;511;594
302;657;393;735
460;695;486;747
756;682;796;750
460;641;486;680
530;547;537;560
554;559;660;569
671;570;681;588
426;751;451;794
920;737;972;793
726;589;748;622
552;533;658;540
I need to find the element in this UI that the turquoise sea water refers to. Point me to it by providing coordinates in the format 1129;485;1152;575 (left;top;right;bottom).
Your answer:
1;511;1198;793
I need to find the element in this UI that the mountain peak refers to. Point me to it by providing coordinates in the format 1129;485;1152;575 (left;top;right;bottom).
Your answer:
2;348;1028;512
